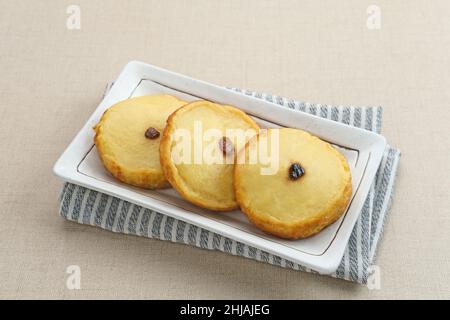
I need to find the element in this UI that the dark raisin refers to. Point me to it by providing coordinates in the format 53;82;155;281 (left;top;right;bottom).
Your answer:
145;127;160;139
289;162;305;180
219;137;234;156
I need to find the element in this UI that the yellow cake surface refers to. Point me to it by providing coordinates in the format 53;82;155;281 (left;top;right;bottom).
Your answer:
94;95;187;189
234;128;352;239
160;101;260;211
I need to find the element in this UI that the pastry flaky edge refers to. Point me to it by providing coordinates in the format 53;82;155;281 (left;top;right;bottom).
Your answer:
233;129;353;240
159;100;260;211
94;95;186;190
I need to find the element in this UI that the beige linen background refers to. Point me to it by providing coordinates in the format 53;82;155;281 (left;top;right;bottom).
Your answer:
0;0;449;299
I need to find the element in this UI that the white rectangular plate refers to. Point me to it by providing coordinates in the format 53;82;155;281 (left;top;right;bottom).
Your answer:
54;61;386;274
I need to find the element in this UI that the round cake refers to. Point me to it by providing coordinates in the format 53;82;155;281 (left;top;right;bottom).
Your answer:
94;95;187;189
160;100;260;211
234;128;352;239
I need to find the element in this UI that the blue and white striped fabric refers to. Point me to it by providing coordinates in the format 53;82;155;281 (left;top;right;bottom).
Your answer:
59;86;400;284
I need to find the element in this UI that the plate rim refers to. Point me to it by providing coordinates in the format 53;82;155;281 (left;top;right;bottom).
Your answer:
53;60;386;274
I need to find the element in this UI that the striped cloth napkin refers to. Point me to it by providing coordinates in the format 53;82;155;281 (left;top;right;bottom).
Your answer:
59;85;400;284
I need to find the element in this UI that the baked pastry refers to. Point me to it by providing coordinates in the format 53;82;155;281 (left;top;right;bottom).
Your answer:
160;101;260;211
234;128;352;239
94;95;187;189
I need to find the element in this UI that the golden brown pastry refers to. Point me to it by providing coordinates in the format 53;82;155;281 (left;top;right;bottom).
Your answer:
160;100;259;211
94;95;186;189
234;128;352;239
